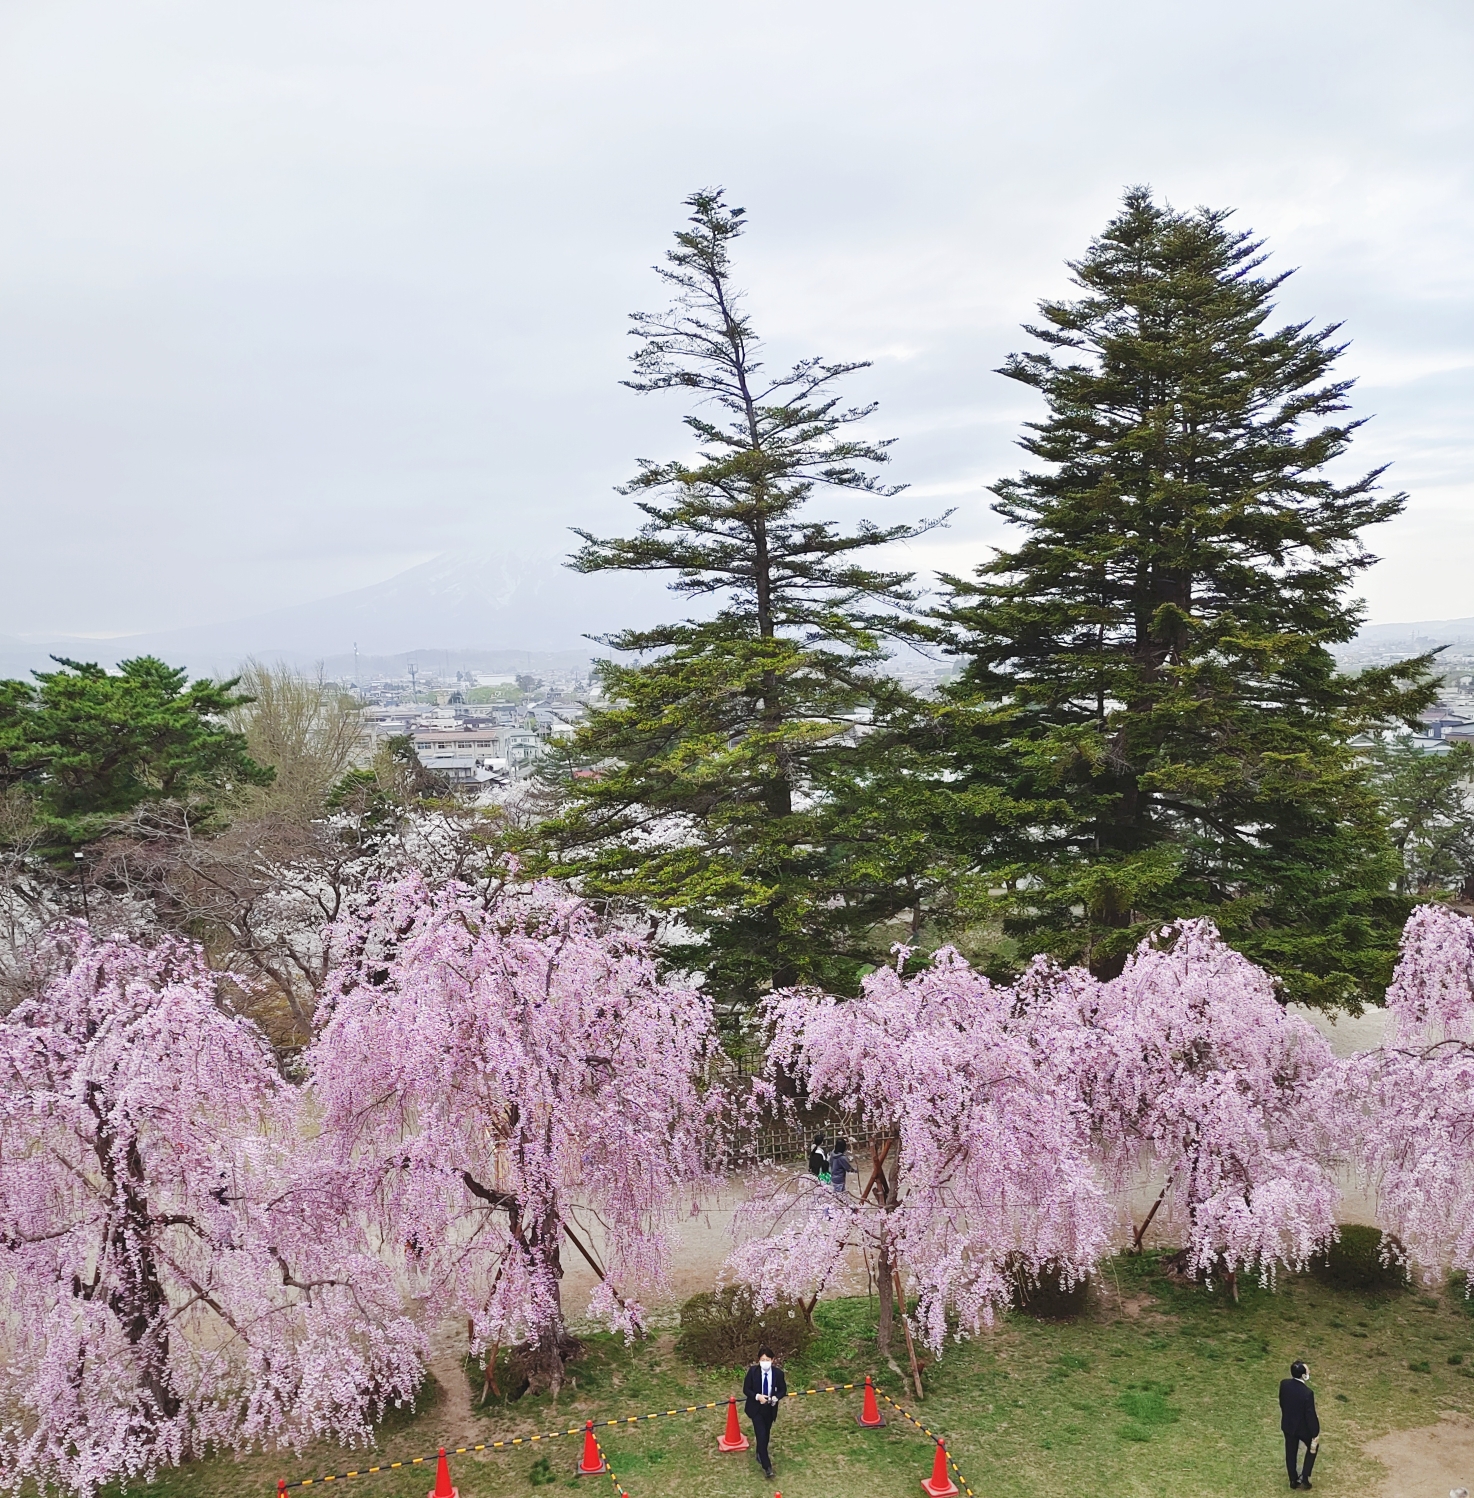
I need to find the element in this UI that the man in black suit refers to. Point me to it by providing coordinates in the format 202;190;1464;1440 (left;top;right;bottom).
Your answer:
742;1346;787;1479
1279;1360;1320;1489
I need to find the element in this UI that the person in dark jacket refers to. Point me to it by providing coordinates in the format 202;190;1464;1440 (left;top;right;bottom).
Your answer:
1279;1361;1320;1488
742;1346;787;1479
807;1135;829;1179
828;1139;853;1194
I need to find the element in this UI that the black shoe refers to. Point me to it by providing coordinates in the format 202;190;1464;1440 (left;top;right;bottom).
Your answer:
1301;1483;1311;1490
764;1468;775;1480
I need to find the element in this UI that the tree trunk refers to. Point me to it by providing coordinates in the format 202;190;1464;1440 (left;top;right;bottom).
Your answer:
517;1320;582;1399
876;1235;895;1356
507;1201;582;1397
90;1091;180;1427
870;1136;900;1357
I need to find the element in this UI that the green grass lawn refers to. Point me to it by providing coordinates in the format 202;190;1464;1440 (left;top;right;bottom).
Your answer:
115;1254;1474;1498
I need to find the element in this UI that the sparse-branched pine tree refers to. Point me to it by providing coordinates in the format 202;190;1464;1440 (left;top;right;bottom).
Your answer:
549;189;945;1008
933;188;1436;1003
1366;736;1474;899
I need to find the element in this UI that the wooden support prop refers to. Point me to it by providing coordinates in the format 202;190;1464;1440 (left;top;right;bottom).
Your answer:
478;1338;501;1404
562;1222;607;1281
1132;1170;1175;1252
564;1221;642;1329
859;1139;895;1206
894;1269;924;1400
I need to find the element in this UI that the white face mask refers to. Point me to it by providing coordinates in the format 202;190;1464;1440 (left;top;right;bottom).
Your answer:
760;1360;772;1371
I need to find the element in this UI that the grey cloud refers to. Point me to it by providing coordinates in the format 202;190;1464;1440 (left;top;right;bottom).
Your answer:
0;0;1469;647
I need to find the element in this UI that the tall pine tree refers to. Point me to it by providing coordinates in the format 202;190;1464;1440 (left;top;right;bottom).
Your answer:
933;188;1433;1006
547;190;942;1009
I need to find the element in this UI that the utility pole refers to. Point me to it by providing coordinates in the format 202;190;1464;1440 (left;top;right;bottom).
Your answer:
408;662;418;703
353;641;359;692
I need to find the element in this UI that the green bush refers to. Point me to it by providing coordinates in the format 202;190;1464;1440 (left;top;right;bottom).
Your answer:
1011;1261;1091;1320
1308;1226;1407;1293
675;1286;813;1368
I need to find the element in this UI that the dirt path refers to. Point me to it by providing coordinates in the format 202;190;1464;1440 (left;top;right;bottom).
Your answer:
424;1316;478;1446
1363;1412;1474;1498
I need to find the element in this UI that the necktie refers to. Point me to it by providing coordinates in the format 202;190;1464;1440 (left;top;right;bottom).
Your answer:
763;1369;770;1398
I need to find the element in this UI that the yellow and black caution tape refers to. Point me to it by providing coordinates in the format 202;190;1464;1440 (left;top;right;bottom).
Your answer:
276;1383;859;1488
879;1391;976;1498
593;1430;629;1498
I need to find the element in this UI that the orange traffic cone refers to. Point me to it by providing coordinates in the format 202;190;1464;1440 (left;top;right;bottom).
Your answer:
576;1420;606;1476
277;1483;288;1497
427;1447;458;1498
920;1438;958;1498
856;1375;886;1428
717;1395;749;1452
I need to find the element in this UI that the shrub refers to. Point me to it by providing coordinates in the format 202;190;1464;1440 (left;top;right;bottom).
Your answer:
1308;1226;1407;1293
1011;1261;1090;1319
675;1286;813;1367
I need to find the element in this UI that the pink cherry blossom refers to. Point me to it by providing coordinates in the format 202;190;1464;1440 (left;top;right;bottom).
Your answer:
1384;900;1474;1044
1063;920;1342;1284
306;875;720;1390
729;921;1342;1349
0;924;422;1498
1341;903;1474;1279
728;946;1111;1354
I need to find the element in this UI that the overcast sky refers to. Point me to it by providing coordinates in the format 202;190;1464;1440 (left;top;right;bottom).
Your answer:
1;0;1470;640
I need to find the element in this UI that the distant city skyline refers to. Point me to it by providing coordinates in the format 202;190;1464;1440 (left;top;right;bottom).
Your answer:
1;1;1470;641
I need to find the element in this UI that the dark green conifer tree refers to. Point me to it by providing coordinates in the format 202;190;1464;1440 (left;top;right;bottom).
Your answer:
1366;734;1474;900
933;188;1434;1006
0;656;272;854
546;189;943;1008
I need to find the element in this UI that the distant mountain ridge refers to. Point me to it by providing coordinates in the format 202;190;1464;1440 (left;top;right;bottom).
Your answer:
1348;617;1474;646
0;549;674;679
0;549;1467;680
